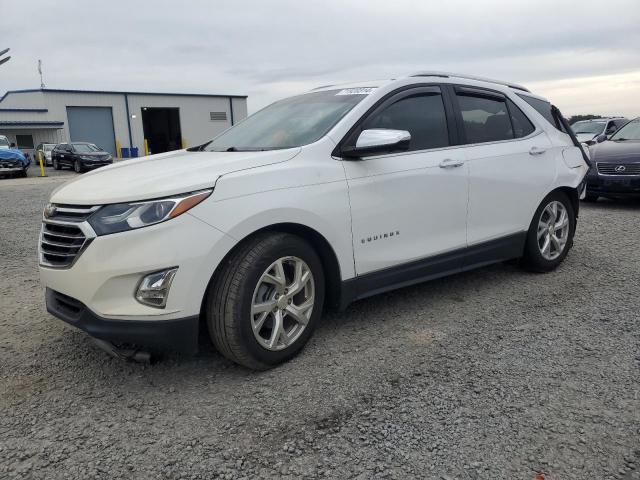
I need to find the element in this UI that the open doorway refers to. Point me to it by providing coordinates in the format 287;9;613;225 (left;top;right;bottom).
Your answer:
141;107;182;154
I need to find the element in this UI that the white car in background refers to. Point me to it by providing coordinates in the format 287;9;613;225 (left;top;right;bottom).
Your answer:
0;135;9;149
39;72;589;369
571;117;628;145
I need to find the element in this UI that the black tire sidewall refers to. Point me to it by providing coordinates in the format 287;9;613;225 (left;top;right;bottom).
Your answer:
74;160;81;173
524;191;575;271
233;236;325;367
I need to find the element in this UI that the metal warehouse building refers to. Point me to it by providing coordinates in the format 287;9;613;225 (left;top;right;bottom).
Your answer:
0;88;247;158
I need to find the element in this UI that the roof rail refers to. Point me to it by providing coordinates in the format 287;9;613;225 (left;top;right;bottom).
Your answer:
408;71;530;93
311;84;336;91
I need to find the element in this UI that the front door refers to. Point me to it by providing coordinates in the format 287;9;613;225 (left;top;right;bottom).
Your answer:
341;86;469;276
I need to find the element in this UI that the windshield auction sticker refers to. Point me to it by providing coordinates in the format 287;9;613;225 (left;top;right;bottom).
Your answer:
335;87;377;95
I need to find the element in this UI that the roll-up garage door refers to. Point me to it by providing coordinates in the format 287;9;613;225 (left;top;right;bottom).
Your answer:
66;106;116;156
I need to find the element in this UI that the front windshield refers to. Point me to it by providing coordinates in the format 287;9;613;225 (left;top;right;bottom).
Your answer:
0;136;9;149
74;143;101;153
610;119;640;141
203;88;374;152
571;121;605;135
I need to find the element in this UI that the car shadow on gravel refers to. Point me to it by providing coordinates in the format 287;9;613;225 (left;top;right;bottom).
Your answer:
582;197;640;211
42;258;532;384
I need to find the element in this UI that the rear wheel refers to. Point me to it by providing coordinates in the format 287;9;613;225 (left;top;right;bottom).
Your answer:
521;191;575;272
205;232;325;370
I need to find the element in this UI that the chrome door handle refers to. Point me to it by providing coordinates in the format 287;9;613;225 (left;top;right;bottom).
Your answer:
439;158;464;169
529;146;546;156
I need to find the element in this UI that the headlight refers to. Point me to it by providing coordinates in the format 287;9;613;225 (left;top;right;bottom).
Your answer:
88;190;212;235
80;155;95;160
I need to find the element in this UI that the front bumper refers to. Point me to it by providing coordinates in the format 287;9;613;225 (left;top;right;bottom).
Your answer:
46;288;199;353
587;168;640;197
83;161;112;170
0;161;26;172
39;211;237;320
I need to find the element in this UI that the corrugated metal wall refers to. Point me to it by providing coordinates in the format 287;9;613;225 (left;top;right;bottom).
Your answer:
0;90;248;160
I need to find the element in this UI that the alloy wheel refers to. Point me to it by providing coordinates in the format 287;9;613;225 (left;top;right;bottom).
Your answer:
537;200;569;260
250;256;315;351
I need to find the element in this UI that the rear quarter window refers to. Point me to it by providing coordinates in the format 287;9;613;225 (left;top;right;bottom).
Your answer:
516;93;566;133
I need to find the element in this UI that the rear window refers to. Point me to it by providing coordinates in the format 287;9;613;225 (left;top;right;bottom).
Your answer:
517;93;566;133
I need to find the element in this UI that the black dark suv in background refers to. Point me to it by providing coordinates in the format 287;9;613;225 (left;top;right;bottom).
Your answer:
585;118;640;201
52;142;113;173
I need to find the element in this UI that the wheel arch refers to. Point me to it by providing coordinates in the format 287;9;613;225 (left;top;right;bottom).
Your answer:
551;185;580;222
200;222;345;320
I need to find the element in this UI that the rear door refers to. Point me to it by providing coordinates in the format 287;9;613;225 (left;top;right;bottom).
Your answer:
450;86;555;250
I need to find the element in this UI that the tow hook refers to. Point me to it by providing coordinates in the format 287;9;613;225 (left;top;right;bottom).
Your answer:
92;338;152;363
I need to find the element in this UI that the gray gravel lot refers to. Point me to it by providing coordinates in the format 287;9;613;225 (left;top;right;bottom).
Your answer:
1;171;639;480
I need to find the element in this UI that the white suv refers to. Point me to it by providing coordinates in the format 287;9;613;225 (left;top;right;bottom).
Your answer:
39;72;589;369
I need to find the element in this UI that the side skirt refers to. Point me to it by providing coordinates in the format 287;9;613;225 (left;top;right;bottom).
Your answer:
338;232;526;310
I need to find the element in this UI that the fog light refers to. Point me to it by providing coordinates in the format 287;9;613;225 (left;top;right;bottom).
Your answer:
135;267;178;308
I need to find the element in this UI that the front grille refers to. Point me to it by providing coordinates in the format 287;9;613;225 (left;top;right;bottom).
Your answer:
597;163;640;175
39;205;98;268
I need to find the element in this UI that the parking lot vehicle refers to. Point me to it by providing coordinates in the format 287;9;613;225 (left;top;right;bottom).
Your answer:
51;142;113;173
571;117;628;145
39;72;589;369
35;143;57;167
584;117;640;201
0;141;29;177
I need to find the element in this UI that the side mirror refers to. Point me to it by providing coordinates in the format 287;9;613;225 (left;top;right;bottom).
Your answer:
595;134;607;143
342;129;411;159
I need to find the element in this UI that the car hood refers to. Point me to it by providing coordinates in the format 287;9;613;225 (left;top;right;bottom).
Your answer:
590;140;640;164
50;148;301;205
0;149;28;165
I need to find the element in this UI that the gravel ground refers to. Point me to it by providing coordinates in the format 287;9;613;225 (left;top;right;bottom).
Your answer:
1;174;639;480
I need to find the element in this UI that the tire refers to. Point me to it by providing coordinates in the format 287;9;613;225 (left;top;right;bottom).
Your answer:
521;190;575;273
53;158;61;170
205;232;325;370
583;193;598;202
74;160;83;173
19;169;27;178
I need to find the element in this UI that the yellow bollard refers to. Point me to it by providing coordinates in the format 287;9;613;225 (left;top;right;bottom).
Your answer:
144;138;149;156
38;151;45;177
115;139;121;159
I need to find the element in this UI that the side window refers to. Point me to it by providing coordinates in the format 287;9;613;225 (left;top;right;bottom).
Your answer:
506;99;535;138
456;93;513;143
605;121;617;135
360;92;449;151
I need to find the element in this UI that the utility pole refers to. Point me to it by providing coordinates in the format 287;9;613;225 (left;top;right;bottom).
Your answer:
38;59;46;88
0;48;10;67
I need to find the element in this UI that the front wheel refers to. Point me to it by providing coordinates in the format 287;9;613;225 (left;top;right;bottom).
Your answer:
205;232;325;370
74;160;83;173
53;158;61;170
583;193;598;202
521;191;575;272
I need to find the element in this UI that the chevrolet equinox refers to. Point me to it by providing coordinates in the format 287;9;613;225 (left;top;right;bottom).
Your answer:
39;72;589;369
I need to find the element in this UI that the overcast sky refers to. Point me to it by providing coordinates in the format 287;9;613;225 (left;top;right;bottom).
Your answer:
4;0;640;117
